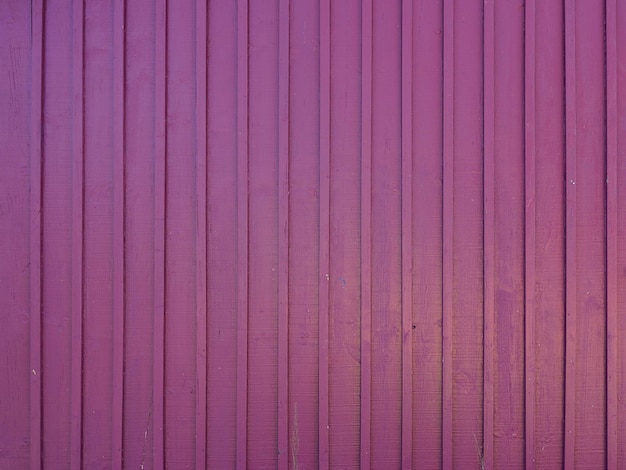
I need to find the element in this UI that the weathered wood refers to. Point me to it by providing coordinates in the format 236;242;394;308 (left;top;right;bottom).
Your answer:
1;2;621;467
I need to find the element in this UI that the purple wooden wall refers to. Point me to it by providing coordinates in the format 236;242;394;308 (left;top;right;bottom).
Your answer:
1;0;625;468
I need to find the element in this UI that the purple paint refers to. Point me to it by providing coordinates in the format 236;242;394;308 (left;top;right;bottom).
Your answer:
0;1;621;468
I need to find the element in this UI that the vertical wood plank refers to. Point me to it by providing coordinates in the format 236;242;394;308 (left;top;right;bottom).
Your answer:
236;0;249;467
206;0;238;465
247;3;280;460
287;1;321;466
451;0;484;463
0;2;32;465
370;2;402;465
401;0;413;466
83;2;116;463
277;1;290;468
606;0;618;468
360;0;372;467
564;0;577;467
482;0;495;467
616;4;626;465
0;3;36;466
533;1;565;466
318;0;330;466
41;1;74;465
411;0;444;466
195;0;208;466
442;0;454;466
163;1;198;463
524;0;537;467
493;3;525;466
30;2;44;468
123;1;157;466
70;0;84;466
572;2;606;465
328;1;361;465
153;0;167;467
112;1;126;468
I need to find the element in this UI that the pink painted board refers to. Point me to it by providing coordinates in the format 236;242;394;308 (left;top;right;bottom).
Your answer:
288;0;322;468
493;1;525;467
328;0;362;467
0;2;31;468
206;0;238;467
0;2;623;468
533;1;566;467
123;1;158;467
412;0;444;466
247;0;280;466
371;0;402;466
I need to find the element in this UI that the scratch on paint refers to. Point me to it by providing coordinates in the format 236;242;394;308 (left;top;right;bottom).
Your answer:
474;432;485;470
291;402;299;470
140;399;153;470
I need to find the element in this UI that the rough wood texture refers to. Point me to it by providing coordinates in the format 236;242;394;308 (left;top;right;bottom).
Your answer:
0;1;622;468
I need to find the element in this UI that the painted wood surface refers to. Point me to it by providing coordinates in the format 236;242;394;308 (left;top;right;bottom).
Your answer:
1;1;624;468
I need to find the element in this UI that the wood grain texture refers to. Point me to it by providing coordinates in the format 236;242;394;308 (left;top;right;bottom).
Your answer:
318;0;330;466
359;0;372;467
0;2;34;468
400;0;413;466
247;0;279;466
70;0;84;466
206;0;238;466
288;2;321;468
493;2;525;467
41;1;74;462
2;3;624;468
411;1;443;466
606;0;618;467
277;1;290;468
123;1;158;467
442;0;454;466
236;0;249;467
451;0;484;466
524;0;537;467
483;1;495;467
615;4;626;468
30;1;44;468
153;0;167;466
572;2;607;466
328;1;362;467
564;1;578;465
112;1;126;468
533;1;566;467
164;1;198;465
371;0;402;467
195;0;208;466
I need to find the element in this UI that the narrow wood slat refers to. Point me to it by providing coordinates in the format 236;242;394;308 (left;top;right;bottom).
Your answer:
195;0;208;467
153;0;167;467
359;0;372;468
30;2;44;468
524;0;537;468
564;0;577;467
112;1;126;468
532;3;566;466
236;0;249;467
482;0;495;468
318;0;331;466
401;0;413;466
70;1;85;467
442;0;454;467
606;0;618;467
277;0;290;467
